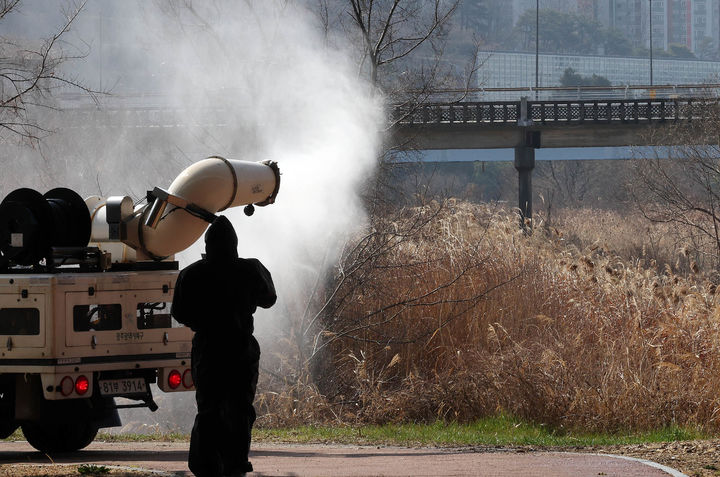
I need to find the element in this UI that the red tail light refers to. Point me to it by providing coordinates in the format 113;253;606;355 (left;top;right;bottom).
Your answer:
182;369;194;389
168;370;182;389
75;375;90;395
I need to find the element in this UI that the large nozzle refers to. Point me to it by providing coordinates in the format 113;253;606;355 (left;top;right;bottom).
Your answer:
0;188;91;266
90;157;280;261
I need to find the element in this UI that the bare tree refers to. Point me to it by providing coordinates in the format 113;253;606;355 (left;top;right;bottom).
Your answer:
534;161;596;227
631;102;720;272
0;0;95;145
347;0;456;87
314;0;486;213
317;0;483;103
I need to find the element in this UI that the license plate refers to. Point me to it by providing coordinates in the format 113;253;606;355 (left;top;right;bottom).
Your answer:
99;378;147;396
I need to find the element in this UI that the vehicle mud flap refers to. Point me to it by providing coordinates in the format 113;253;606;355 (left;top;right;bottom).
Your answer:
143;385;159;412
92;396;121;429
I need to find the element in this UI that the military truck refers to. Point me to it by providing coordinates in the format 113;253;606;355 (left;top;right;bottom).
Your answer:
0;157;280;452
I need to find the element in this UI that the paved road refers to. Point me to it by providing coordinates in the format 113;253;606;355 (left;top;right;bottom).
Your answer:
0;441;687;476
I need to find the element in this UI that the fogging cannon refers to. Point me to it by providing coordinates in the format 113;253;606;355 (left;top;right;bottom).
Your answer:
0;157;280;269
0;157;279;454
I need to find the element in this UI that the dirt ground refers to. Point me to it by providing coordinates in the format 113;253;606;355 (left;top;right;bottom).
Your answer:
0;440;718;476
576;439;720;477
0;465;147;477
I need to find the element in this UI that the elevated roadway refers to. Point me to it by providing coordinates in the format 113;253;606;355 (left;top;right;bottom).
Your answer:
391;89;719;223
391;96;714;150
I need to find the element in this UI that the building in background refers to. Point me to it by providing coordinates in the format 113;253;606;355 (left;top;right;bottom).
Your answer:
508;0;584;25
667;0;690;48
597;0;719;56
691;0;720;52
479;50;720;89
502;1;720;58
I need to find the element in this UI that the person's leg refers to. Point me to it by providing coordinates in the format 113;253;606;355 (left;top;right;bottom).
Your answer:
189;408;223;476
191;378;224;477
217;397;252;475
243;338;260;469
219;338;260;475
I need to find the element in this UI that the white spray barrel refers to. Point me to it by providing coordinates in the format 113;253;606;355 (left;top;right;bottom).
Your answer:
89;157;280;261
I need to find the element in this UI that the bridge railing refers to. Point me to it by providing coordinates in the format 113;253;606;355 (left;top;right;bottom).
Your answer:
395;97;719;126
408;84;720;102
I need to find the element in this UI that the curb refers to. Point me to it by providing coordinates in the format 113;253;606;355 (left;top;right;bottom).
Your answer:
590;453;689;477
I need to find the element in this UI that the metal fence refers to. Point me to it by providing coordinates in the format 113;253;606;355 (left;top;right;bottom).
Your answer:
396;97;718;126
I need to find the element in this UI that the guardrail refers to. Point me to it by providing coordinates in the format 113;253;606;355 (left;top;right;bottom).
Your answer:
395;97;718;126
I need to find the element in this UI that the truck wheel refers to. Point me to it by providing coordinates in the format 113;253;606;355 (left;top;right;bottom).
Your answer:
0;375;16;438
21;420;98;453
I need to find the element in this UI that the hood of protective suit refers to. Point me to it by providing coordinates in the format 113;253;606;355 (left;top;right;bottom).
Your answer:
204;215;239;261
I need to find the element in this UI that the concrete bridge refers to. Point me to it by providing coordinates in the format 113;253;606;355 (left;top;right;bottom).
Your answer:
392;96;713;149
391;88;719;225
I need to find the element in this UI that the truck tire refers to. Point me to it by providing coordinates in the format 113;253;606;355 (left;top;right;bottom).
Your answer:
0;375;16;438
21;420;98;453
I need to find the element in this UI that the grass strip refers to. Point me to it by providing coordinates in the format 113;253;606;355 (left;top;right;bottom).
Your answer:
1;429;188;443
3;416;712;447
253;417;710;447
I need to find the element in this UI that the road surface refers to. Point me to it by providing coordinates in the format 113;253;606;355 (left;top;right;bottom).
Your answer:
0;441;688;476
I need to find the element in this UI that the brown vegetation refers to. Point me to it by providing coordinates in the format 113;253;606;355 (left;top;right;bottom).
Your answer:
256;201;720;433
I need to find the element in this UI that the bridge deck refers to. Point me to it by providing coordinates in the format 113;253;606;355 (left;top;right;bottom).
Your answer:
392;97;716;150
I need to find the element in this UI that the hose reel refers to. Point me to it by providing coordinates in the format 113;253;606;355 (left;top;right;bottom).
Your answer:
0;188;91;266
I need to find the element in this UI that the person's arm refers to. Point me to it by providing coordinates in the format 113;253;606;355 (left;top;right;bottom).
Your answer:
249;259;277;309
171;268;199;330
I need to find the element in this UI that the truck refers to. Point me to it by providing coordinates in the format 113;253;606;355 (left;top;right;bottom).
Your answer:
0;157;280;452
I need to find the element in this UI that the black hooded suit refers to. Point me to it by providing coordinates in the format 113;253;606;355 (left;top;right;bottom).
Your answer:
171;216;276;476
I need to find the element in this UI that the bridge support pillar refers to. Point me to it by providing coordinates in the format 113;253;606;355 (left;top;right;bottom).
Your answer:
514;145;536;229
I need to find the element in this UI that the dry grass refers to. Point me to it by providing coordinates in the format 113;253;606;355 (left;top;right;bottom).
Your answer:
256;201;720;433
550;207;710;276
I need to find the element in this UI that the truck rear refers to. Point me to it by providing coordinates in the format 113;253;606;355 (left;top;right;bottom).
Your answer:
0;157;280;452
0;268;194;451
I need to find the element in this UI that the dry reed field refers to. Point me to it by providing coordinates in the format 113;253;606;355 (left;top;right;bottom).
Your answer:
256;201;720;433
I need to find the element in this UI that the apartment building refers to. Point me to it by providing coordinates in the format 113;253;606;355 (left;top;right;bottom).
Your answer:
479;50;720;88
509;1;720;56
600;0;719;54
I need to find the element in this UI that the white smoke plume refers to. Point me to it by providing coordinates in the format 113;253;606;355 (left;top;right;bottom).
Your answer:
2;0;383;431
142;2;384;331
